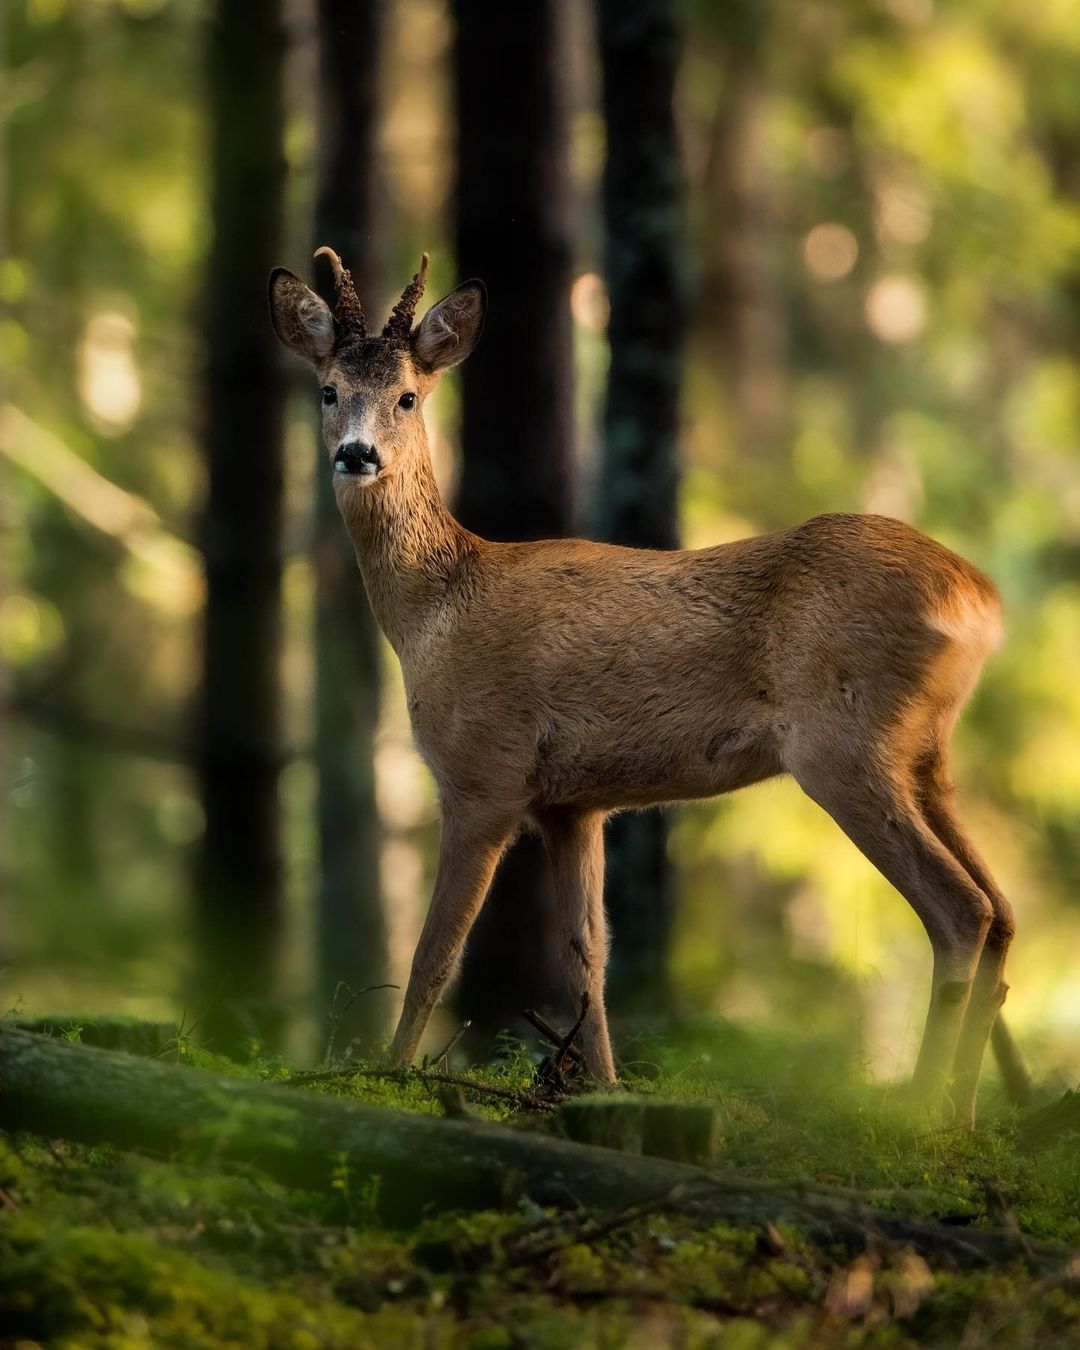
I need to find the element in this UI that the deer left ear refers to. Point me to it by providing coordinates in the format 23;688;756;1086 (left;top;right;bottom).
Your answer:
268;268;336;365
411;280;486;373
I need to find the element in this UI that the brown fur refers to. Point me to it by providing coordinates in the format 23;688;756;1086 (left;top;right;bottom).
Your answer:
269;257;1017;1126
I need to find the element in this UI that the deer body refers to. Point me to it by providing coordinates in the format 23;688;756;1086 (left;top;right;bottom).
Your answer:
389;516;996;815
271;250;1020;1126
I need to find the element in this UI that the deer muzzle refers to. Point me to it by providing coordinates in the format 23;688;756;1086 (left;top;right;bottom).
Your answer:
334;442;381;477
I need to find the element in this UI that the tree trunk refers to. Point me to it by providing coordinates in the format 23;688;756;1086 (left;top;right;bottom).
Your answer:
594;0;687;1013
194;0;287;1053
310;0;388;1054
700;5;787;459
450;0;575;1045
0;1027;1063;1271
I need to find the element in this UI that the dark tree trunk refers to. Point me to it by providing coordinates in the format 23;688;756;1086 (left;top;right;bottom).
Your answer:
594;0;687;1013
310;0;388;1053
450;0;575;1044
700;5;786;459
194;0;287;1052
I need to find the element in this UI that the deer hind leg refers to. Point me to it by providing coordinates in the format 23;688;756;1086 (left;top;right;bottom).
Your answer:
387;803;518;1069
915;750;1019;1125
787;745;993;1115
537;807;617;1083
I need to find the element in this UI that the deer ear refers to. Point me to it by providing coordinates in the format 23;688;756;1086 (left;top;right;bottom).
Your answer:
268;268;336;364
411;280;486;373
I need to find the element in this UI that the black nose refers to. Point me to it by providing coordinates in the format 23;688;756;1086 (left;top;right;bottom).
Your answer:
334;441;381;477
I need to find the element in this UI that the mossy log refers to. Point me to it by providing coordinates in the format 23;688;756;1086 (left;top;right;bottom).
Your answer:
12;1016;178;1057
0;1027;1069;1271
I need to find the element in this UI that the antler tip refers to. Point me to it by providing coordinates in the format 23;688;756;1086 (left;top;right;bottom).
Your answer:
313;245;344;281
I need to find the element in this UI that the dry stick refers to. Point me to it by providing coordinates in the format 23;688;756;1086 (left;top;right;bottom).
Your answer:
554;994;590;1069
323;982;399;1068
428;1019;472;1069
532;994;592;1095
522;1008;585;1065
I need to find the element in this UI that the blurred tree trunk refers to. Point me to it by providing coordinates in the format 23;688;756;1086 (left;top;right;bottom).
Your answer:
450;0;575;1044
594;0;687;1014
193;0;287;1053
310;0;388;1054
700;4;786;459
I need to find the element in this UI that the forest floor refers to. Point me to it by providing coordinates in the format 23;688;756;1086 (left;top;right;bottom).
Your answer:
2;1016;1080;1349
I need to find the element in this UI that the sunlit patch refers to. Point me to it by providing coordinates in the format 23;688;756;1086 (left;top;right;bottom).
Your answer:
803;224;859;281
0;591;64;666
873;182;932;248
881;0;934;28
865;275;927;343
570;272;610;333
77;311;142;433
0;256;27;303
156;792;205;846
376;740;431;830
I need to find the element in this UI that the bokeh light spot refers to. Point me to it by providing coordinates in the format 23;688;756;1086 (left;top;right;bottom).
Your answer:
804;224;859;281
865;275;927;342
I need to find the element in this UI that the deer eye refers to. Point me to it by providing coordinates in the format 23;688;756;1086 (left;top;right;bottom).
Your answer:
322;386;337;406
398;391;417;410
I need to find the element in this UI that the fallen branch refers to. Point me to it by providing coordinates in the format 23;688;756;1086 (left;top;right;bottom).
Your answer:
0;1027;1072;1272
286;1063;554;1113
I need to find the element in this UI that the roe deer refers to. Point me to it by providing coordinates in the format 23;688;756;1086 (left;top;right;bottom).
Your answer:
270;248;1027;1127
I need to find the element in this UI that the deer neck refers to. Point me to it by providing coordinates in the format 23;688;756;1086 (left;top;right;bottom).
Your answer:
337;451;470;653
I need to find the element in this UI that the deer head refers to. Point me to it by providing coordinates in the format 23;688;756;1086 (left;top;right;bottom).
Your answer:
268;249;486;484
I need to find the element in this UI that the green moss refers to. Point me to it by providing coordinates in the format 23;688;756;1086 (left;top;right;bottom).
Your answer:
4;1018;1080;1346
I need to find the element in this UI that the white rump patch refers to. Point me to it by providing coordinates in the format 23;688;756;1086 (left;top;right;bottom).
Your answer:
929;591;1004;652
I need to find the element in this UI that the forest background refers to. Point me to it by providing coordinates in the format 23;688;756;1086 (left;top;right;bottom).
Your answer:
3;0;1080;1084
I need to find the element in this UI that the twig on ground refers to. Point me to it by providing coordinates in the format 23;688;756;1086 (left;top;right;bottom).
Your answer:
427;1020;472;1070
555;994;590;1065
323;982;399;1068
522;1008;585;1066
531;995;592;1094
287;1062;556;1113
503;1180;687;1268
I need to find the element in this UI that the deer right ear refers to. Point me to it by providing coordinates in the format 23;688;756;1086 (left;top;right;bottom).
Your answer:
411;280;487;373
268;268;336;365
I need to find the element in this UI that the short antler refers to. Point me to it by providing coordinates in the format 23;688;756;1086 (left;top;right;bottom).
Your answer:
314;245;366;340
383;253;430;345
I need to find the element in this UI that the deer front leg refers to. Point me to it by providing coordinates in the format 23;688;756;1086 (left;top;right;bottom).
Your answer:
538;807;617;1084
387;804;517;1069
